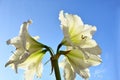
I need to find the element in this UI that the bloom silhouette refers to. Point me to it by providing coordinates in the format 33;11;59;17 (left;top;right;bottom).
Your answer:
59;10;102;80
5;20;45;80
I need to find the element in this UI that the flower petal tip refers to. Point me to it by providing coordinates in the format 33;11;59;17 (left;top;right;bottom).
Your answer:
5;60;13;67
6;39;11;45
27;19;32;24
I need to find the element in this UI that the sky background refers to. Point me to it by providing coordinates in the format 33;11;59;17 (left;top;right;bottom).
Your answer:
0;0;120;80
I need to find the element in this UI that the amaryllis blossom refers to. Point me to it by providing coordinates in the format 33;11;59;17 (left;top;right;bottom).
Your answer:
59;11;97;48
19;50;45;80
60;49;101;80
59;10;102;80
5;20;45;80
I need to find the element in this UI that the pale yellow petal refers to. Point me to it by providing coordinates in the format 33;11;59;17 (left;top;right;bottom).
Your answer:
82;45;101;55
80;39;97;48
19;20;32;36
78;69;90;79
33;36;40;40
24;69;35;80
60;59;76;80
65;50;90;69
65;49;101;68
59;10;68;27
85;53;102;66
36;62;43;78
6;37;24;49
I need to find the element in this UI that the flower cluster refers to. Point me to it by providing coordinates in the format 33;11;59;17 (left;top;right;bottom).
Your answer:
59;11;102;80
5;10;102;80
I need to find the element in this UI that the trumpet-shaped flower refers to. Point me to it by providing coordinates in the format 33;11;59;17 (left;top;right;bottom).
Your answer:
59;11;101;53
19;50;45;80
5;20;45;80
60;49;101;80
59;11;102;80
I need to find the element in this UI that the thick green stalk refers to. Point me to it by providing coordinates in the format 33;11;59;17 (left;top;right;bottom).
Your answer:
44;45;61;80
52;42;63;80
52;58;61;80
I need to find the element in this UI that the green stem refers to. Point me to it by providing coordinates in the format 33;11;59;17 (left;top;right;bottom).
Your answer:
44;45;54;57
52;58;61;80
52;42;63;80
56;43;63;53
44;45;61;80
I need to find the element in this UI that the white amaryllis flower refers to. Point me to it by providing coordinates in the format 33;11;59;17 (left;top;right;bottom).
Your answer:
59;10;102;80
59;10;101;53
5;20;45;80
60;49;101;80
19;50;45;80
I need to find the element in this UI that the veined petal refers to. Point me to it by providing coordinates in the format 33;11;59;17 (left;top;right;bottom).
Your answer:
78;68;90;80
7;36;24;49
19;20;32;36
59;10;83;29
36;63;43;78
26;34;43;53
59;10;85;46
62;50;101;79
65;49;89;69
19;20;32;50
5;49;25;73
60;58;90;80
59;59;76;80
82;45;101;55
24;69;35;80
80;39;97;48
70;61;90;79
19;50;45;80
81;24;96;39
85;53;102;66
19;50;44;69
65;49;102;68
33;36;40;40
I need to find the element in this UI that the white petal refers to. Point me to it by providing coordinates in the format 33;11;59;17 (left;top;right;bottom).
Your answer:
33;36;40;40
19;20;32;36
78;68;90;79
67;59;90;79
24;69;35;80
36;62;43;78
59;10;68;27
66;49;89;69
19;23;28;49
66;49;101;68
60;59;76;80
27;19;32;24
59;10;83;28
82;45;101;55
19;20;32;50
6;37;23;49
85;53;102;66
10;49;25;61
81;25;97;39
59;10;84;46
80;39;97;48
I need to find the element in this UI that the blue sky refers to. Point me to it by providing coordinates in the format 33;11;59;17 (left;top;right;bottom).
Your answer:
0;0;120;80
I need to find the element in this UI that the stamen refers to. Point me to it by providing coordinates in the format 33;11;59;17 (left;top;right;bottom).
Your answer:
81;35;87;40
